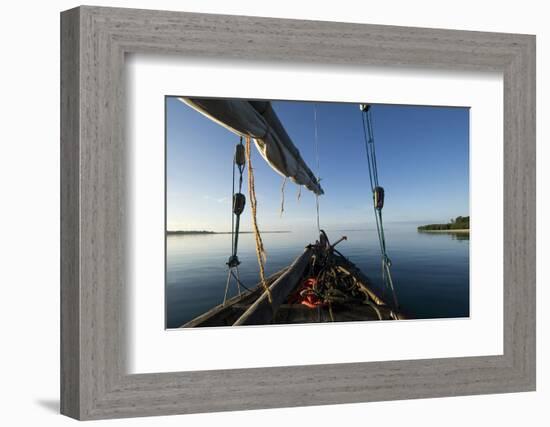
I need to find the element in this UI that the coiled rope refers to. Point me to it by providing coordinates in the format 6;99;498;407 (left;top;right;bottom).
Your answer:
245;136;273;303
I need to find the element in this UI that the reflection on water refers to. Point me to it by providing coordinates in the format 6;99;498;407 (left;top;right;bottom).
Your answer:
451;233;470;241
166;226;470;328
417;230;470;242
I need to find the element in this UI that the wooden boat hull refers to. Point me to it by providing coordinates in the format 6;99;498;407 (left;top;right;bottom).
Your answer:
180;241;405;328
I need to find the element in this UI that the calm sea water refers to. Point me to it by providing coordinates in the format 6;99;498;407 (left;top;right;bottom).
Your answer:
166;226;469;328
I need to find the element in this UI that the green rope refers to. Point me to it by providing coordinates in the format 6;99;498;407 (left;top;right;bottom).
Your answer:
361;106;399;310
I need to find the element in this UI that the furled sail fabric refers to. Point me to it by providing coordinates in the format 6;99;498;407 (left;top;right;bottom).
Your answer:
179;98;324;195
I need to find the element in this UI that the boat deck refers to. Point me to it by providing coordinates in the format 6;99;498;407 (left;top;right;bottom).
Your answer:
180;247;403;328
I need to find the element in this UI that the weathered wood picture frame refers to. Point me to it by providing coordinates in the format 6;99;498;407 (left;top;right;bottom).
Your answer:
60;6;536;420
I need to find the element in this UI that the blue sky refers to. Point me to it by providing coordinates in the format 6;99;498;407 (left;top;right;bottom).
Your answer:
166;98;469;232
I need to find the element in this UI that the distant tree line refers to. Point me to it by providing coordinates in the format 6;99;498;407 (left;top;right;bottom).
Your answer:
167;230;291;235
418;216;469;231
167;230;216;235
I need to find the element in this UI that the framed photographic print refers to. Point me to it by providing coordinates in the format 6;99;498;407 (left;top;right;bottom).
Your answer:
61;5;536;420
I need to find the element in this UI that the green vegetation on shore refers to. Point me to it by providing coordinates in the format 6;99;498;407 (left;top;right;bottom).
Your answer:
167;230;291;235
418;216;469;231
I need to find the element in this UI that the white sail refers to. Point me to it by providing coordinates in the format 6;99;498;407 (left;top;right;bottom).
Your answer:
178;98;324;195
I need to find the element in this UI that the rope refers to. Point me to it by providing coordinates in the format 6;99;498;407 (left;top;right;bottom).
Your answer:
245;136;273;303
361;109;377;191
280;176;287;217
224;136;246;304
234;139;245;259
230;267;253;293
360;106;399;309
313;104;321;232
230;146;236;254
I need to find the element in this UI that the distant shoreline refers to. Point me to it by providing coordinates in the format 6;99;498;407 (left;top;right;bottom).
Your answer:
418;229;469;234
417;216;469;233
167;230;291;235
